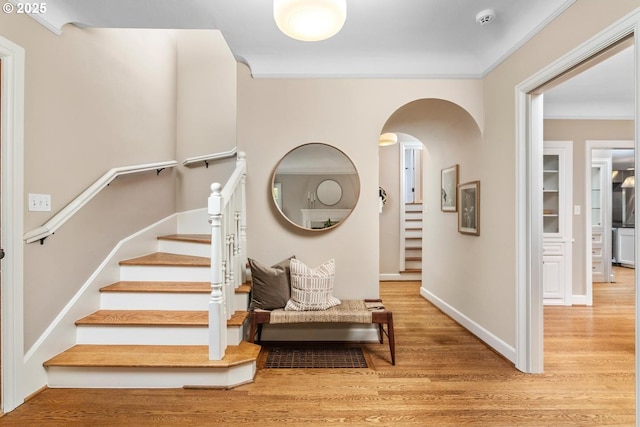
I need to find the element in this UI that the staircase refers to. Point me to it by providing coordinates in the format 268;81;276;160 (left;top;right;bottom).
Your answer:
403;203;423;273
43;234;260;389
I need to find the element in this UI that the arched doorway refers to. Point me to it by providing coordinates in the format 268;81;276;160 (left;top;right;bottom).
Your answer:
378;99;482;294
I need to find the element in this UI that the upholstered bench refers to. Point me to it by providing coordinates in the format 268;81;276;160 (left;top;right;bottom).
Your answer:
249;299;395;365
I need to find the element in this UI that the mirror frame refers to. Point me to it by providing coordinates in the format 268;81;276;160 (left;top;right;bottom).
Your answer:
271;143;360;232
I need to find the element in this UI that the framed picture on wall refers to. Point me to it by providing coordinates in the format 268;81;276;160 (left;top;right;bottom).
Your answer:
458;181;480;236
441;164;459;212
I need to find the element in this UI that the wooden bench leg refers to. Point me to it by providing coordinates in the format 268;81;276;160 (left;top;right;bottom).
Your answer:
387;312;395;365
249;312;257;343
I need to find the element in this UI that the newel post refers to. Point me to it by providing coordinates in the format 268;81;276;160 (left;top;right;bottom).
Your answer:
208;182;227;360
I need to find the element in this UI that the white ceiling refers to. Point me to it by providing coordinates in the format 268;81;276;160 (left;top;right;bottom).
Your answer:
19;0;632;119
544;46;635;120
26;0;575;78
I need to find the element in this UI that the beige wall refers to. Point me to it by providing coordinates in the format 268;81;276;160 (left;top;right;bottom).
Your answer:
0;13;180;349
237;66;483;300
378;142;401;274
544;119;634;296
176;30;238;211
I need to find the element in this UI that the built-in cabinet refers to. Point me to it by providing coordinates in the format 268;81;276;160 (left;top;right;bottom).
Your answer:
617;227;635;267
591;160;613;282
543;141;573;306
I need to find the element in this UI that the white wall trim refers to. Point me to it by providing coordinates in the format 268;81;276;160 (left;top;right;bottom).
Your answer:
515;7;640;379
0;34;25;414
420;287;516;363
571;295;588;305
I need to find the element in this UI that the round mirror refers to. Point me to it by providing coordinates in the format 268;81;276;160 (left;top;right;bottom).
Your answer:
316;179;342;206
271;143;360;231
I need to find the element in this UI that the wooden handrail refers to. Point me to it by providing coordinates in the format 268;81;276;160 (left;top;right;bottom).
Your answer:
23;161;178;244
183;147;237;168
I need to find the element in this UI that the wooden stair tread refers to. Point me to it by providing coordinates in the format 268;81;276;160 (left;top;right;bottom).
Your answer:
101;281;211;293
405;256;422;261
236;283;251;294
44;341;260;368
119;252;210;267
100;281;251;295
158;234;211;244
401;269;421;273
76;310;249;327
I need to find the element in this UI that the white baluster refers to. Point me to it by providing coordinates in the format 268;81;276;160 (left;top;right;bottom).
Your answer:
208;183;226;360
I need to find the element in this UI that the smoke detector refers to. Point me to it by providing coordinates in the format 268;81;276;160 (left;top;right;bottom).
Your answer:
476;9;496;26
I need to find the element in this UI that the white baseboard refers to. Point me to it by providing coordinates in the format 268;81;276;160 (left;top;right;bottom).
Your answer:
571;295;589;305
419;286;516;364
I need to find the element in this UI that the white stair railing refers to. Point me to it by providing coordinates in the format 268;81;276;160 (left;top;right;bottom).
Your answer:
208;152;247;360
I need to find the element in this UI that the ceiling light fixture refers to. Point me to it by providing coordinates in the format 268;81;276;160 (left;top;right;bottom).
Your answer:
379;133;398;147
274;0;347;42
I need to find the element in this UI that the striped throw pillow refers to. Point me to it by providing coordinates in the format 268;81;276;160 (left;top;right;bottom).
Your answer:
285;258;341;311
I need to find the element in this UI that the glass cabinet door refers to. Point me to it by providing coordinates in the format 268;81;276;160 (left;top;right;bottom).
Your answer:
543;154;560;234
591;165;603;227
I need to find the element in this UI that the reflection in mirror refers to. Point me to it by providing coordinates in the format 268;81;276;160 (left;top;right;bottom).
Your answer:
272;143;360;231
316;179;342;206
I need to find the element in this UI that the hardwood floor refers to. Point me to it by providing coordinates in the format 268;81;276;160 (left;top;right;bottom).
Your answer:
0;273;634;426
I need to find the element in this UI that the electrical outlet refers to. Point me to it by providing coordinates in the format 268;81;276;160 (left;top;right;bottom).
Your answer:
28;193;51;212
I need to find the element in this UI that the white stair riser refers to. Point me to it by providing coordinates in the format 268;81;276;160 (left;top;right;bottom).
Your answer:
120;265;209;282
234;293;250;312
405;230;422;239
405;240;421;249
101;292;209;310
158;240;210;258
405;249;422;258
405;204;423;213
100;292;249;312
405;212;422;221
405;260;422;269
76;325;244;346
46;364;256;388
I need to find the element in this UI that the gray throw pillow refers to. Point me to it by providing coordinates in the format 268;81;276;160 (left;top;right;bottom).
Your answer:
249;256;295;310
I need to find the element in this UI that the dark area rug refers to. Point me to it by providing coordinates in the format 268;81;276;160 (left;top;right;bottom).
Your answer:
264;345;368;369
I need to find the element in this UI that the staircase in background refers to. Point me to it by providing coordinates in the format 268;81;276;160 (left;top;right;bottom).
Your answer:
44;234;259;389
403;203;422;273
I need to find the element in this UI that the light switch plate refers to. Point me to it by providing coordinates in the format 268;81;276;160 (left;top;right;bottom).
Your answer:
28;193;51;212
574;205;581;215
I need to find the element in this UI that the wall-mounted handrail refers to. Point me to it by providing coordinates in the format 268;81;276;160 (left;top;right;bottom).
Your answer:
23;160;178;244
183;147;237;168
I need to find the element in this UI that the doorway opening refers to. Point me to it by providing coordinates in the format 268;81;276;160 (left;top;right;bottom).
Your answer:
515;14;638;379
0;35;25;414
400;140;423;275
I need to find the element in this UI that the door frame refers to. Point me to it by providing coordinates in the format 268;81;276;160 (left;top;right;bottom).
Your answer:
0;35;25;413
515;8;640;379
586;140;633;304
399;141;423;272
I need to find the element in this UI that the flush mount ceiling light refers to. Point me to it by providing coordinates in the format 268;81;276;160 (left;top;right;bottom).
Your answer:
378;132;398;147
274;0;347;42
